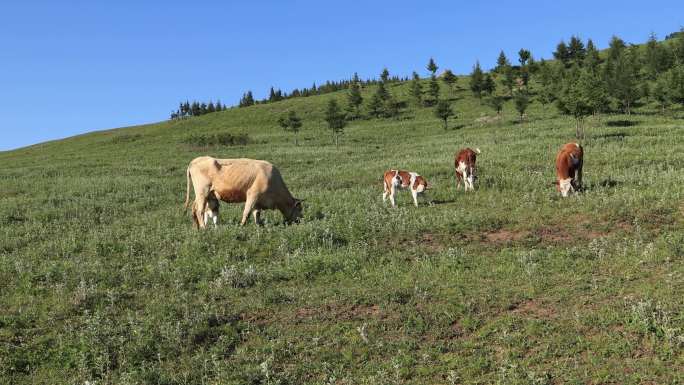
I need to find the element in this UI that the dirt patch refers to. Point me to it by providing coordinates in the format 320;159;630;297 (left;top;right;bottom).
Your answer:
294;303;382;322
240;310;272;326
484;229;529;243
390;232;445;253
448;320;465;339
509;299;558;320
534;226;573;243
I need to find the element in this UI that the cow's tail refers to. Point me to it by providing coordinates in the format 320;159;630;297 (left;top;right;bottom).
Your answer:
183;167;192;209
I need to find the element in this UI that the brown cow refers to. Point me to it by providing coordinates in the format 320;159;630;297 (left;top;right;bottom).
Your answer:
184;156;303;228
454;148;481;191
382;170;429;207
555;142;583;197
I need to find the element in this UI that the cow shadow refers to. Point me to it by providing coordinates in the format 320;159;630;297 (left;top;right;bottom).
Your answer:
429;198;457;206
585;178;620;191
598;178;620;188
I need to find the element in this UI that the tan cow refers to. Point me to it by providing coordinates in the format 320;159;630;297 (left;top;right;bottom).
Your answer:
184;156;303;228
555;142;583;197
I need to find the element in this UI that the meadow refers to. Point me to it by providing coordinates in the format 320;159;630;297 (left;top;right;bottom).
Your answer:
1;79;683;384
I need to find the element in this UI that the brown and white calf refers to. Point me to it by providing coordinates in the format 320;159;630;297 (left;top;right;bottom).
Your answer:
382;170;429;207
555;142;583;197
454;148;481;191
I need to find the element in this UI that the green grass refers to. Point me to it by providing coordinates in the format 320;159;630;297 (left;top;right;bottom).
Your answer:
1;80;683;384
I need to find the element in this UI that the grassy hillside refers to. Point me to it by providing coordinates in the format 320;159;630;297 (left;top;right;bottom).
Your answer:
1;80;683;384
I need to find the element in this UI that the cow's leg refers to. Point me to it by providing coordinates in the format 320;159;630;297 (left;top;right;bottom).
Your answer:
240;194;257;226
204;197;219;228
252;209;263;226
194;196;207;229
382;184;388;203
576;165;583;191
389;186;397;207
191;200;200;229
455;171;463;190
412;190;419;207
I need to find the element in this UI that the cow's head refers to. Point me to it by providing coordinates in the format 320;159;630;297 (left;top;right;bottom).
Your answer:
559;178;574;197
285;198;304;224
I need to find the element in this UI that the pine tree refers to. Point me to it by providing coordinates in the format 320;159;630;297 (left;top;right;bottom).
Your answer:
442;69;458;94
427;74;440;105
577;67;610;115
409;71;423;105
269;87;277;102
665;64;684;108
346;73;364;119
383;95;400;119
434;100;454;130
427;57;438;75
239;91;254;107
651;74;669;113
584;39;600;72
514;92;530;122
556;66;594;138
518;49;531;66
207;101;215;113
607;35;626;63
278;110;303;145
380;68;390;83
536;60;562;107
375;81;389;101
501;65;515;96
643;33;671;79
568;36;586;65
609;48;641;114
519;67;530;89
324;99;346;146
554;40;570;66
518;49;532;88
367;93;383;118
674;33;684;64
469;61;484;99
486;96;505;116
496;50;511;72
482;73;496;96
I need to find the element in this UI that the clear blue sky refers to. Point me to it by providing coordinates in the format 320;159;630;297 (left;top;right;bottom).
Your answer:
1;1;682;151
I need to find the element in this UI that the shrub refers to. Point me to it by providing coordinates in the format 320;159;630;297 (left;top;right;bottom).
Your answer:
182;132;250;147
111;133;142;144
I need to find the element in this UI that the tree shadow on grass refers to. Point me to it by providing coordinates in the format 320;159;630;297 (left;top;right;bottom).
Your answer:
605;120;639;127
593;132;629;140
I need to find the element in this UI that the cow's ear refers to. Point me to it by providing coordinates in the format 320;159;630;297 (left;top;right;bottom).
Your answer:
294;199;304;208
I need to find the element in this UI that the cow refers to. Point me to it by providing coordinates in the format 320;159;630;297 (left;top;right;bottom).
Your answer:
382;169;429;207
454;148;481;191
184;156;303;228
555;142;583;197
